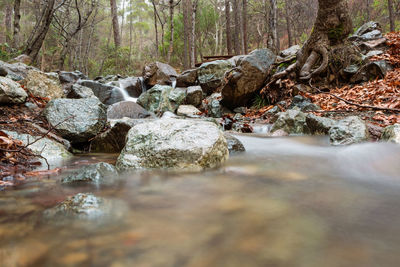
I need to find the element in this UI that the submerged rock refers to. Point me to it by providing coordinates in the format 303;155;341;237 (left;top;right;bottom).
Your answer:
198;60;234;94
329;116;369;145
23;70;64;99
137;85;185;114
61;162;119;185
43;97;107;143
271;110;308;134
107;101;151;119
221;49;276;109
0;77;28;104
224;133;245;154
116;118;229;171
142;61;177;87
381;124;400;144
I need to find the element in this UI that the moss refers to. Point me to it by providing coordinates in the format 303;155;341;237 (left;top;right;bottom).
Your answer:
328;23;345;41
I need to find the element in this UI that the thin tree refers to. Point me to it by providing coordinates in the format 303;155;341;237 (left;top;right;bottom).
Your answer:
183;0;191;69
267;0;279;53
284;0;293;47
110;0;121;48
241;0;247;54
151;0;159;57
4;2;12;44
167;0;181;63
190;0;199;67
388;0;396;32
225;0;232;55
232;0;240;54
12;0;21;49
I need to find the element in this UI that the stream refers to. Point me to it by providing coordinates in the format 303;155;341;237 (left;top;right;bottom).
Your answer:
1;135;400;266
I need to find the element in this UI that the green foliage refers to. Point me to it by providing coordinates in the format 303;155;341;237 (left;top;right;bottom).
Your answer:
252;94;270;109
0;43;21;62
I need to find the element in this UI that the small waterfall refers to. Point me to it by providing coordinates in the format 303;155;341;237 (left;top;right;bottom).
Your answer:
139;77;147;93
116;82;137;102
171;77;177;89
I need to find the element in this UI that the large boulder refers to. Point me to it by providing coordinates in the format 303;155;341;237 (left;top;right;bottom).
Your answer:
305;114;336;135
142;61;177;87
116;119;229;171
66;84;95;99
176;68;198;87
118;77;144;98
221;49;276;109
271;110;308;135
0;60;36;81
90;118;152;153
107;101;151;119
43;97;107;143
23;70;64;99
5;131;72;167
61;162;119;185
381;124;400;144
137;85;186;114
185;85;203;107
59;70;88;84
77;80;123;105
198;60;234;94
0;77;28;104
329;116;369;145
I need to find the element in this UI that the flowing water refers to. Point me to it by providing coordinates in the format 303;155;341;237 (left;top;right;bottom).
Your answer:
116;84;138;103
2;136;400;266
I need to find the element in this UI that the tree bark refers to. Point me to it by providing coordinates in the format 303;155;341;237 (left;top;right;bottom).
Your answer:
284;0;293;47
183;0;190;69
190;0;198;68
151;0;159;58
225;0;232;55
167;0;175;63
388;0;396;32
267;0;278;53
232;0;240;54
13;0;21;49
4;4;12;45
110;0;121;48
241;0;247;54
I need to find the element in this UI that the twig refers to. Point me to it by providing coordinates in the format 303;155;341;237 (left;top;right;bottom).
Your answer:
309;79;400;113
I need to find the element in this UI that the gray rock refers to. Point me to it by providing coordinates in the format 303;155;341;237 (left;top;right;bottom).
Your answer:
107;101;151;119
227;55;246;66
161;111;180;119
264;106;282;116
351;60;392;83
67;84;95;99
176;69;198;87
289;95;320;112
137;85;186;114
305;114;336;135
271;110;308;134
221;49;276;109
22;70;64;99
224;133;245;154
279;45;301;58
198;60;234;94
350;21;383;42
77;79;123;105
186;85;203;107
142;61;177;87
177;105;201;118
354;21;382;37
362;50;384;61
118;77;144;98
329;116;369;145
0;60;36;81
90;118;152;153
43;97;107;143
0;77;28;104
381;124;400;144
61;162;118;185
360;30;382;41
5;131;72;167
202;93;230;118
59;71;88;84
233;107;247;114
116;118;229;171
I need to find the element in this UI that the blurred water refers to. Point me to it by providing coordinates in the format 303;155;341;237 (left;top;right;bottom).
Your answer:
1;136;400;266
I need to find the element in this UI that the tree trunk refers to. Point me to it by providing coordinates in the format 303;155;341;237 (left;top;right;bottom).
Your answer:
225;0;232;55
267;0;278;53
183;0;190;69
232;0;240;54
388;0;396;32
24;0;56;63
110;0;121;48
366;0;371;22
120;0;125;39
241;0;248;54
4;4;12;45
13;0;21;49
151;0;159;58
296;0;353;80
129;0;133;64
190;0;198;68
284;0;292;47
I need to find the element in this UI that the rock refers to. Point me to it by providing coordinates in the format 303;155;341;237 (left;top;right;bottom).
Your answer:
177;105;201;118
264;106;282;116
90;118;152;153
276;45;300;63
360;30;382;41
271;110;308;134
350;60;392;83
227;55;245;66
233;107;247;114
202;93;231;118
95;74;123;84
23;70;64;99
0;77;28;104
5;131;72;166
198;60;234;94
67;84;95;99
270;129;289;137
362;50;384;61
0;60;36;81
381;124;400;144
43;97;107;143
142;61;177;87
367;122;384;140
77;79;124;105
224;133;245;154
221;49;276;109
289;95;320;112
12;54;32;65
116;119;229;171
61;162;118;185
137;85;185;114
329;116;369;145
161;111;180;119
43;193;126;222
107;101;151;119
176;69;198;87
185;85;203;107
118;77;144;98
59;71;88;84
305;114;336;135
350;21;382;41
358;38;387;52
